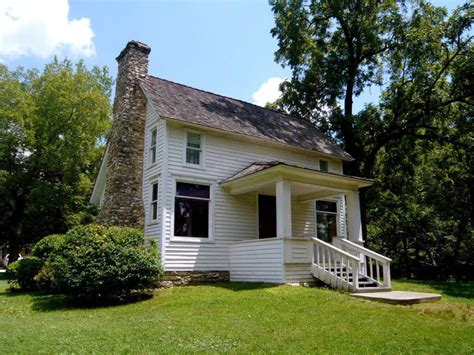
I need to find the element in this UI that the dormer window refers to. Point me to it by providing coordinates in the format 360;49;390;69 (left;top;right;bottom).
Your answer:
186;132;202;166
320;159;328;172
150;128;157;164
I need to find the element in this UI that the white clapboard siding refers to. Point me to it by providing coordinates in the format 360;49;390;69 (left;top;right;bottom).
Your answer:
230;239;284;283
338;194;347;238
142;103;166;258
141;113;345;272
329;160;343;174
292;198;315;238
161;124;339;272
284;264;315;283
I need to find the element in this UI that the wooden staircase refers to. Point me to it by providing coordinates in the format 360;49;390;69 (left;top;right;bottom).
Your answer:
311;237;392;293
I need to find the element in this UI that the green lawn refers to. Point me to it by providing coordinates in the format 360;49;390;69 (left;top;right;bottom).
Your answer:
0;273;472;354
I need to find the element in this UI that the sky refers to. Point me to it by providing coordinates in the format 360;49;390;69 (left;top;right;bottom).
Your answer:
0;0;467;112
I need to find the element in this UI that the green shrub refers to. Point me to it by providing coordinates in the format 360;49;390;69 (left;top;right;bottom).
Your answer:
31;234;65;260
34;261;55;291
50;224;162;303
6;256;44;291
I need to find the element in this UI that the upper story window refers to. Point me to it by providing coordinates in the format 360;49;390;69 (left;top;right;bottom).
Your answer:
150;181;158;223
174;182;210;238
319;159;328;172
150;128;157;164
185;132;202;166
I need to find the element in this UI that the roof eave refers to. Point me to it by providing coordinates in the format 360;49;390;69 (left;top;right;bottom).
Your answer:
221;164;373;191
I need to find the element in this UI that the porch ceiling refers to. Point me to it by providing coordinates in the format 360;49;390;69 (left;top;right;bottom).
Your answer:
220;162;373;196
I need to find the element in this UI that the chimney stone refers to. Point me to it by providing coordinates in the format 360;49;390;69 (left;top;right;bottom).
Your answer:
96;41;151;228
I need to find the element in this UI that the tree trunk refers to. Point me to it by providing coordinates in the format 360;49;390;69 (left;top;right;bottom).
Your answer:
7;231;20;265
7;194;25;264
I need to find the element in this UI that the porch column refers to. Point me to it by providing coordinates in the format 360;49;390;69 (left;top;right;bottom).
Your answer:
276;180;292;238
345;190;363;242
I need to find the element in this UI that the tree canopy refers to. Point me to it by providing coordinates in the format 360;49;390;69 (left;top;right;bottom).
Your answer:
0;59;112;261
271;0;473;279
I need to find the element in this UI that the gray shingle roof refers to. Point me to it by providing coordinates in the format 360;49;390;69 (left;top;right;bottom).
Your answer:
140;76;353;160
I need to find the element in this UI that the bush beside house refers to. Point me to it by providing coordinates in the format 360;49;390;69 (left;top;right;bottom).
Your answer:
6;225;163;304
6;256;44;291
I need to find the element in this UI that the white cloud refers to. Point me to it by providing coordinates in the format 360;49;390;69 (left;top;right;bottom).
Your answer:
0;0;95;60
252;77;285;107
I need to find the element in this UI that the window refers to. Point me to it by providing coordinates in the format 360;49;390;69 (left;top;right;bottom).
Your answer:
185;132;202;165
150;128;157;164
320;159;328;172
316;200;338;243
174;182;210;238
150;182;158;222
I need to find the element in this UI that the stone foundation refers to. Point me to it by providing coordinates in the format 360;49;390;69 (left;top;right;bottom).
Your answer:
160;271;230;287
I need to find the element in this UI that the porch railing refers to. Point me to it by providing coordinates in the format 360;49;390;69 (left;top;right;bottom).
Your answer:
338;238;392;288
311;237;361;291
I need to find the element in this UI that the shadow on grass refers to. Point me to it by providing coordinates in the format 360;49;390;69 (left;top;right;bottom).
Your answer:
2;288;76;311
0;271;7;282
2;287;155;312
206;282;278;292
398;279;474;299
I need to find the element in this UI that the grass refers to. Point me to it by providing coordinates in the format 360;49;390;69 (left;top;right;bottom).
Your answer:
0;273;473;354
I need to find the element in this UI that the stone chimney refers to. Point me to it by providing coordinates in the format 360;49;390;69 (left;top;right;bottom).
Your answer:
97;41;151;228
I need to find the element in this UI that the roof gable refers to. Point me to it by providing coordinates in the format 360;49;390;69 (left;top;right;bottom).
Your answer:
140;76;353;160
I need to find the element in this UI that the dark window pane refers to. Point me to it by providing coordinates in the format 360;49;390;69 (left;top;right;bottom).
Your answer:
320;160;328;172
151;146;156;163
174;197;209;238
152;202;158;220
316;213;337;243
316;200;337;213
151;129;157;146
152;183;158;201
176;182;209;199
186;147;201;165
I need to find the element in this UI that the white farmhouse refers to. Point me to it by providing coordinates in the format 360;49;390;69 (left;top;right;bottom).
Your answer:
91;41;391;292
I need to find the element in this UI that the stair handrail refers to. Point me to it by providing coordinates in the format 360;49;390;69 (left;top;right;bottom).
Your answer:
339;239;391;288
312;238;360;262
339;239;392;263
311;237;361;290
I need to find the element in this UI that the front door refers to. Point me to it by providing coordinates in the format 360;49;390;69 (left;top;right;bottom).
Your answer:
258;195;276;239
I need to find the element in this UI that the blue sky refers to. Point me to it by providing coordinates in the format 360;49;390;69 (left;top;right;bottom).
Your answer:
0;0;466;112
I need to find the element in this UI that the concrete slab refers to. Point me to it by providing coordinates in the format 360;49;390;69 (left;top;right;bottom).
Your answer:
351;291;442;305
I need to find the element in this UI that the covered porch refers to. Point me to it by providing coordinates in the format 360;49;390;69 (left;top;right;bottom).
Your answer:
221;162;391;291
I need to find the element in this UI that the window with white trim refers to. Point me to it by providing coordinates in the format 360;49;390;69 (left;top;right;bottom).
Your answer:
150;181;158;223
185;132;202;165
150;128;157;164
320;159;328;172
316;200;338;243
174;182;210;238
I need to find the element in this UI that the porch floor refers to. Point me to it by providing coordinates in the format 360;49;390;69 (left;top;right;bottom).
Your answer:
351;291;442;305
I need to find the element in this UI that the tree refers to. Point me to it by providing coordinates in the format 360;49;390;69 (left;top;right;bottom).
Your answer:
270;0;472;176
366;115;473;279
270;0;473;279
0;59;112;262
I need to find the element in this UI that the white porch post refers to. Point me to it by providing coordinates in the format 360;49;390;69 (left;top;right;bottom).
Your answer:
276;180;292;238
345;190;363;243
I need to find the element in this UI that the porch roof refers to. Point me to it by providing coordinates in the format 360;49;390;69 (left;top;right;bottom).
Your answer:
221;161;373;197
